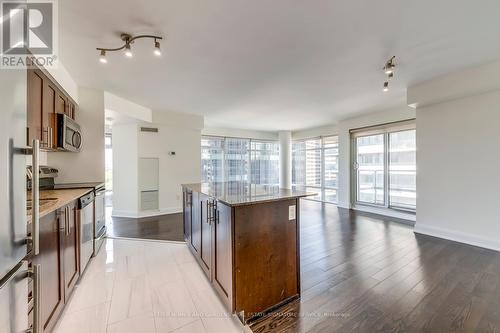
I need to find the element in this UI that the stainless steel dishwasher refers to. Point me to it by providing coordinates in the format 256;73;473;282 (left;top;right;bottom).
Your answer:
78;192;95;274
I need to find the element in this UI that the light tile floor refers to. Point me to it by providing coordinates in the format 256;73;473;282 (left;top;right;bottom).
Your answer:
53;238;246;333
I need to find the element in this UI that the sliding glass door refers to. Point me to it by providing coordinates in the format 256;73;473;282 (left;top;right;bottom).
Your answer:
354;134;385;205
352;122;416;211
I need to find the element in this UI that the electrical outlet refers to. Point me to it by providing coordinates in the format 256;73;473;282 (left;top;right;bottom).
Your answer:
289;205;296;220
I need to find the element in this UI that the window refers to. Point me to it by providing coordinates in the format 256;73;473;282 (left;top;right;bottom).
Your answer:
292;135;339;203
201;137;224;183
351;121;416;211
201;136;279;185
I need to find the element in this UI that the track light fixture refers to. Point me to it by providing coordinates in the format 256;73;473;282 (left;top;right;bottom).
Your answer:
96;33;163;63
382;56;396;92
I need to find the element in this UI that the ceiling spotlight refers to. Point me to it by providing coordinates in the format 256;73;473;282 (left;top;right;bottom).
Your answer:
96;33;163;63
154;40;161;56
124;43;133;58
383;81;389;92
99;50;107;63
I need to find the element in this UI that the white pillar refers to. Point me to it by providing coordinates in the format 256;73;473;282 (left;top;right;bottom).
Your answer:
279;131;292;189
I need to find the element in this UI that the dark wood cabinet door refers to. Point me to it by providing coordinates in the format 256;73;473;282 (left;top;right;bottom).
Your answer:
183;190;192;242
55;92;67;116
191;191;201;254
214;202;233;308
27;69;43;146
31;211;64;333
42;81;57;149
62;201;79;302
200;194;212;276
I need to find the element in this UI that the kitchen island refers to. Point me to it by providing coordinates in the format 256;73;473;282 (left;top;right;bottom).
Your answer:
182;182;313;324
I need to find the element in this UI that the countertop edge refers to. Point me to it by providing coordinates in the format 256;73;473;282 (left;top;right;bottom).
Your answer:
182;183;315;207
27;188;94;223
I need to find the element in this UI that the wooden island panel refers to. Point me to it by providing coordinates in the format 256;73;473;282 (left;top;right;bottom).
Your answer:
234;199;300;321
182;183;311;324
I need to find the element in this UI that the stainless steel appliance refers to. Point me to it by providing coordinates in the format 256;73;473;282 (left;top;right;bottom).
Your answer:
55;113;82;152
0;68;40;332
77;192;95;274
52;182;106;257
93;184;106;256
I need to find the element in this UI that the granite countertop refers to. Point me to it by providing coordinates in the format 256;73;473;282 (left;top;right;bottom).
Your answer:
182;182;315;207
26;188;94;222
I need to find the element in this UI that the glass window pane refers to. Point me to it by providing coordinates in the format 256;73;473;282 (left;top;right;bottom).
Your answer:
224;138;250;183
305;149;321;187
389;130;416;210
324;189;337;203
201;136;225;183
356;134;385;205
250;140;279;185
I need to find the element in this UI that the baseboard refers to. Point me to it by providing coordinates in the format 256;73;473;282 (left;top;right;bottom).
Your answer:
352;205;416;222
112;207;182;218
414;223;500;252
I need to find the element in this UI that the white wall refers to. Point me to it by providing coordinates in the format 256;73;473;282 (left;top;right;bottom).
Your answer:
47;61;79;103
292;106;415;213
411;61;500;251
104;92;152;123
112;110;203;217
112;123;139;215
47;87;105;183
138;122;201;214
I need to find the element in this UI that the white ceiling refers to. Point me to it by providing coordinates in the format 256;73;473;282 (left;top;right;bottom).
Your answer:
59;0;500;131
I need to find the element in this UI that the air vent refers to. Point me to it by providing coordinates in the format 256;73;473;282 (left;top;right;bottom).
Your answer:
140;127;158;133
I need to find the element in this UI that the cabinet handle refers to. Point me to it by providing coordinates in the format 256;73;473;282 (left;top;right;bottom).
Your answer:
31;139;40;255
66;207;70;236
28;263;41;333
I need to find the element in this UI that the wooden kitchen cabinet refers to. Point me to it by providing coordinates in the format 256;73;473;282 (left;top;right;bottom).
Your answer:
27;69;43;146
29;199;80;333
27;66;78;148
213;201;232;309
31;211;64;333
182;184;308;324
61;201;79;302
190;191;201;254
183;190;192;242
200;194;212;277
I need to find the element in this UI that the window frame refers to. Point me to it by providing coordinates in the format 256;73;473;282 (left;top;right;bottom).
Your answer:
292;135;339;204
350;120;416;212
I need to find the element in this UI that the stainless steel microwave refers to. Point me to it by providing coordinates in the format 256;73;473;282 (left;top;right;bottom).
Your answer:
55;113;83;152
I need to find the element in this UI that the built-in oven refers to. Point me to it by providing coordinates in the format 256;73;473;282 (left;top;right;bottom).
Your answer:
55;113;82;152
93;185;106;257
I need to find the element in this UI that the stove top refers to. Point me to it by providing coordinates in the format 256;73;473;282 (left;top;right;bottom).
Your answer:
53;182;105;190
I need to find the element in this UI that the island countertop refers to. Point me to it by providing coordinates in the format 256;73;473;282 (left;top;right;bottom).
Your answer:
182;182;314;207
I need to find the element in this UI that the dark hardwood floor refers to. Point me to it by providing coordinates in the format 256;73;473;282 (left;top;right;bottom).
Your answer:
250;200;500;333
106;210;184;241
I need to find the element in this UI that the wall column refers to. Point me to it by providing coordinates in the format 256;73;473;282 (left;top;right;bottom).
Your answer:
279;131;292;189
